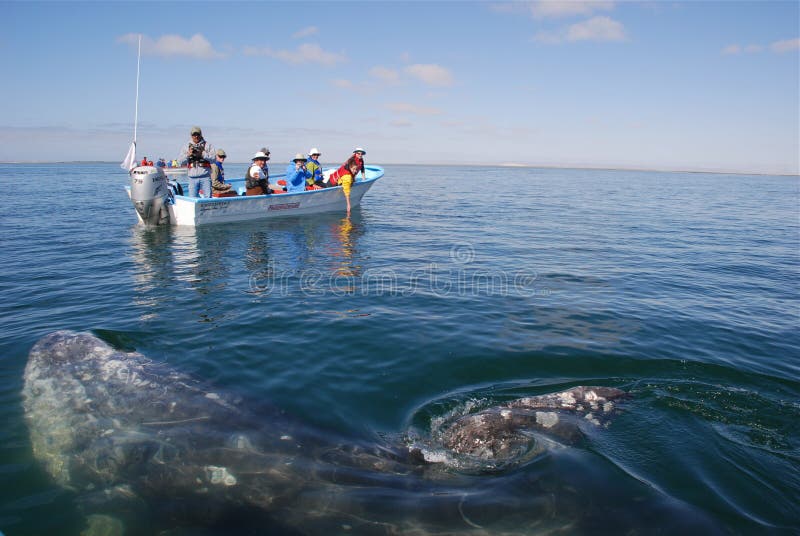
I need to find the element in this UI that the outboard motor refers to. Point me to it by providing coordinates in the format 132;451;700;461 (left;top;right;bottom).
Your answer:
130;165;172;225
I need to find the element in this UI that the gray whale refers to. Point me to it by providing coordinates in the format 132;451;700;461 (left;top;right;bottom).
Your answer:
21;331;657;535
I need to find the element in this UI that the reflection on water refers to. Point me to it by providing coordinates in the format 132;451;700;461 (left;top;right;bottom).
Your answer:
128;213;367;318
128;225;233;324
128;227;176;321
329;216;362;277
171;226;232;296
246;212;366;298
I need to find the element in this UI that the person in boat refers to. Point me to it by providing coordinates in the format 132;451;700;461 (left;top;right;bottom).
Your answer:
256;146;275;192
306;148;324;188
327;160;359;214
210;149;236;197
245;151;270;196
285;153;312;193
156;158;166;168
344;147;366;180
181;126;215;198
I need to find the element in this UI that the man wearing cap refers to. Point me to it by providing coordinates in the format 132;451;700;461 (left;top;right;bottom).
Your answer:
181;126;215;198
285;153;312;193
245;151;270;196
306;148;324;187
210;149;236;197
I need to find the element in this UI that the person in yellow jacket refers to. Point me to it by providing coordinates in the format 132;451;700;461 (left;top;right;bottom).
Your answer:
306;148;324;187
328;161;359;214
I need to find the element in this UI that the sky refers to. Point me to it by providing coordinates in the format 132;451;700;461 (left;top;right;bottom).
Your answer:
2;1;799;174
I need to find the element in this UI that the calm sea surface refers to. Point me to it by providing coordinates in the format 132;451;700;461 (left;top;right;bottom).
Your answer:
0;163;798;535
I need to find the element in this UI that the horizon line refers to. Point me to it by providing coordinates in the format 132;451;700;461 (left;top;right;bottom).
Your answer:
0;160;797;177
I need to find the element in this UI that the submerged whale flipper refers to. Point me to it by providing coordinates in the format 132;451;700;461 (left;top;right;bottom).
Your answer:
22;331;630;534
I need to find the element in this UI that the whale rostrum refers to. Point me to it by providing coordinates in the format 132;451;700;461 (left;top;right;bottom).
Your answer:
22;331;628;534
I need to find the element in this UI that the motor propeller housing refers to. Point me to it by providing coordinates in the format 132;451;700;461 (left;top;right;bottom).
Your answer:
130;166;171;225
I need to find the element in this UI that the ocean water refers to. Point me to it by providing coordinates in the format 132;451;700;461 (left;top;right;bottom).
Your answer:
0;163;798;535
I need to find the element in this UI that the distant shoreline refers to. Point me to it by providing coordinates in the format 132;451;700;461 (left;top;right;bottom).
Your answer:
0;161;797;177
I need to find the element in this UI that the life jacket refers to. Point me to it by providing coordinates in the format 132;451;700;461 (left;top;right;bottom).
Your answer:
345;154;365;176
212;161;225;182
328;164;353;186
307;158;323;185
245;164;268;191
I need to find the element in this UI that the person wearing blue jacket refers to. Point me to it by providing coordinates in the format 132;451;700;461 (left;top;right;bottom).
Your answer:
285;153;312;193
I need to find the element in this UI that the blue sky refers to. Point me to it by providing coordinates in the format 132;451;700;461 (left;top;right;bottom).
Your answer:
2;1;798;174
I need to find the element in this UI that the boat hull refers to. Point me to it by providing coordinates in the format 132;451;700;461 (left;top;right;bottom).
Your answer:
126;166;383;226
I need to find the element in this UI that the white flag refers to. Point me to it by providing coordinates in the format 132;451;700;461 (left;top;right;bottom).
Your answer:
121;141;137;171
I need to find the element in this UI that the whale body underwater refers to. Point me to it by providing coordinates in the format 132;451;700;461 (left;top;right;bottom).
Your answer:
21;331;718;535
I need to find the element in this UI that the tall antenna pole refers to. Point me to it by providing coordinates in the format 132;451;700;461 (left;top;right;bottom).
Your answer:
134;34;141;143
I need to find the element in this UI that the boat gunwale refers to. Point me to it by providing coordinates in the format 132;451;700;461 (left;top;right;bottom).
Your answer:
125;166;383;203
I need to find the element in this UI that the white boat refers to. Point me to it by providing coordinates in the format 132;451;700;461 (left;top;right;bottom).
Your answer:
126;165;383;226
119;37;382;227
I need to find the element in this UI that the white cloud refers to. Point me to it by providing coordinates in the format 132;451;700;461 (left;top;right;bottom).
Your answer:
331;79;354;89
534;15;626;43
722;44;741;55
530;0;615;19
723;38;798;55
567;16;626;42
404;64;454;87
118;33;225;59
490;1;614;19
386;102;443;116
243;43;346;66
370;66;401;83
293;26;319;39
771;37;800;53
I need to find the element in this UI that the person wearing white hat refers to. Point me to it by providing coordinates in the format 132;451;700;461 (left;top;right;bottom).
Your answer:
306;148;324;187
345;147;366;181
284;153;312;193
245;150;270;196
